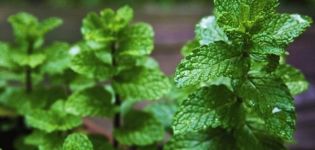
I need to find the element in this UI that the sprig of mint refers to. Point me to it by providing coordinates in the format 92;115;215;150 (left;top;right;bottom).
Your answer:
66;6;171;149
166;0;312;149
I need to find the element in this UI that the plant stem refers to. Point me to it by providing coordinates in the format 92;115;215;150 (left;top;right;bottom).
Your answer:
113;94;121;148
25;40;33;93
111;42;122;148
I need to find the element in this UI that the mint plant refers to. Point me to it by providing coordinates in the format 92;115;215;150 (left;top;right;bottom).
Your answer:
66;6;171;149
166;0;312;149
0;12;80;150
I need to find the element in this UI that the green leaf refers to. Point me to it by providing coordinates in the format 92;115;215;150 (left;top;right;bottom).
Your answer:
115;56;159;73
0;42;14;68
113;67;170;101
63;133;93;150
8;12;62;43
25;130;65;150
81;6;133;45
173;85;244;135
251;14;312;55
89;135;115;150
26;100;82;132
70;47;113;80
175;42;249;88
145;101;177;128
181;40;199;57
11;52;46;68
214;0;278;32
65;87;115;117
41;42;71;75
118;23;154;56
81;11;116;45
8;12;38;39
0;87;67;114
195;16;228;45
38;17;63;34
275;64;309;96
238;75;295;141
165;128;236;150
234;125;286;150
114;110;164;146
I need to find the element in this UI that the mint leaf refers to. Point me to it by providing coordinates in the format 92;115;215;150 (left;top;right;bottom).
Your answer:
81;6;133;45
26;100;82;132
63;133;93;150
113;68;170;101
118;23;154;56
234;125;286;150
114;110;164;146
25;130;65;150
89;135;115;150
0;42;14;68
81;11;115;45
173;85;244;135
0;88;67;114
41;42;71;75
181;40;199;57
8;12;62;46
165;128;235;150
11;52;46;68
275;64;309;95
65;87;115;117
195;16;228;45
214;0;278;32
238;75;295;140
145;101;177;128
175;42;249;88
251;14;312;55
70;48;113;80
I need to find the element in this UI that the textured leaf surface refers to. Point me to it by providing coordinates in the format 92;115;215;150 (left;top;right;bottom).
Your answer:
65;87;115;117
234;125;286;150
214;0;278;32
252;14;312;55
113;68;170;101
26;100;82;132
275;64;309;96
70;49;113;80
118;23;154;56
63;133;93;150
114;110;164;146
165;129;235;150
173;86;243;135
238;75;295;140
175;42;249;88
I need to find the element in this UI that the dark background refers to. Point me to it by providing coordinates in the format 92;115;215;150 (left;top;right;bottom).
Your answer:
0;0;314;149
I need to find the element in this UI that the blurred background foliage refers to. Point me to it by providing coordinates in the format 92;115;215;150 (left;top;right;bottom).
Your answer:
0;0;314;8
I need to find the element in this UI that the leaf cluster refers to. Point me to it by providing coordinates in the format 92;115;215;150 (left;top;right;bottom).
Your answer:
167;0;312;149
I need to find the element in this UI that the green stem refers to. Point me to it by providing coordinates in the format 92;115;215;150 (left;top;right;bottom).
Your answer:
25;40;33;93
111;42;122;149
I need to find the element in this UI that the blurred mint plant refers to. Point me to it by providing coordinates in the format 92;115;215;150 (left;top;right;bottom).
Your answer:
0;12;84;150
65;6;171;149
166;0;312;149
